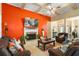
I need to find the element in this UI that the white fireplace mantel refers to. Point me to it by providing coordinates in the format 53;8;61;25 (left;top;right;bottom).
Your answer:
24;28;38;35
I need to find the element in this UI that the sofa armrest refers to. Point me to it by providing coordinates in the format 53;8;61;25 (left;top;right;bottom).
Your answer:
48;48;63;56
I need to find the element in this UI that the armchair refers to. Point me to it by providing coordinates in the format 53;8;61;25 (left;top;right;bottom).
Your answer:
56;33;68;43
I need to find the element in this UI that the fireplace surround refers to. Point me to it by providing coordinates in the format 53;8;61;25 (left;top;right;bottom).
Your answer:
26;33;36;40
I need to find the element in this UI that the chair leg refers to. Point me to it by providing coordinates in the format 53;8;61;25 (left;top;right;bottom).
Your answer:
53;41;55;46
43;44;45;50
38;41;40;47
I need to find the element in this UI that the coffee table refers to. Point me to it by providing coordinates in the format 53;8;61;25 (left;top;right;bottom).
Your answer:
38;38;55;50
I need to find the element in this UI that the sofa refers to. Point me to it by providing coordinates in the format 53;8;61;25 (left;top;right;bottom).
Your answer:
0;39;11;56
0;37;31;56
48;41;79;56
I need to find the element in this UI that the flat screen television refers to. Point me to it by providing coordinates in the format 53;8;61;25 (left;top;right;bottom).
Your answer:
24;17;38;29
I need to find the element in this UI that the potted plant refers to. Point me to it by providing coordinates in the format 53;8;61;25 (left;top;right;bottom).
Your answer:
25;33;29;40
36;33;40;39
20;35;25;44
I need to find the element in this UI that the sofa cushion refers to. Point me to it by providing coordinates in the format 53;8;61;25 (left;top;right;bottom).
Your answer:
73;50;79;56
0;48;11;56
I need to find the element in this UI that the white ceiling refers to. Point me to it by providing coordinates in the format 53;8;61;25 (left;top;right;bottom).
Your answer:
8;3;79;18
24;3;41;12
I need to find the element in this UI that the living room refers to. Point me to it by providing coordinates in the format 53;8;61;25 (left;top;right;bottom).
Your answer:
0;3;79;56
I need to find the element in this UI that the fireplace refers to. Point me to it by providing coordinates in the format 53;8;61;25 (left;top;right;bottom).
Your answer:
24;28;38;40
27;33;36;40
24;17;38;40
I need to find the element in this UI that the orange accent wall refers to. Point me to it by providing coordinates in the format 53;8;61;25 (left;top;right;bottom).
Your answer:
2;3;50;39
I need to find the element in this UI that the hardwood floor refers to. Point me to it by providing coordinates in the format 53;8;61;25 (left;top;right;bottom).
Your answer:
24;39;61;56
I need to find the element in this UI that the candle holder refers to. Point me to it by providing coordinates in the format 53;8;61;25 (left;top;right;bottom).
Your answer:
4;23;8;37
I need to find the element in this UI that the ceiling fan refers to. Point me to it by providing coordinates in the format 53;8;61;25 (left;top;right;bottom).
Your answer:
45;3;61;15
51;7;61;15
